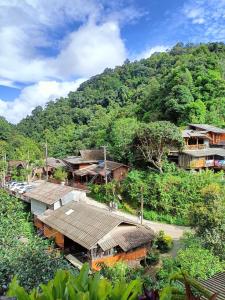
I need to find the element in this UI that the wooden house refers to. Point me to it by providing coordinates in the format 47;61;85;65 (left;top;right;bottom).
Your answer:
188;124;225;146
7;160;28;180
170;124;225;170
24;182;86;216
73;161;129;185
178;148;225;169
63;149;104;177
37;201;154;270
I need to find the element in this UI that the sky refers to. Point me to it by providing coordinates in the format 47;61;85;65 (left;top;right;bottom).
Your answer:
1;0;225;124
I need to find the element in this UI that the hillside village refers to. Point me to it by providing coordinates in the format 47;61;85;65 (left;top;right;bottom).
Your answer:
0;123;225;299
1;42;225;299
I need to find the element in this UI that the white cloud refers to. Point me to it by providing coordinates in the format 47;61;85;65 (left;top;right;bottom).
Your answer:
135;45;169;60
0;79;85;124
54;21;126;78
183;0;225;40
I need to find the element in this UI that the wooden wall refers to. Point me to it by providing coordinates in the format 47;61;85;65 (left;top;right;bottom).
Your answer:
43;224;64;248
113;166;129;181
179;154;206;169
91;247;147;271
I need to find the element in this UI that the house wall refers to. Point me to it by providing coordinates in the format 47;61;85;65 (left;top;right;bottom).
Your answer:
61;189;86;205
53;200;61;210
31;199;47;215
34;217;44;229
79;163;92;169
43;224;64;248
113;166;129;181
178;154;205;169
91;247;147;271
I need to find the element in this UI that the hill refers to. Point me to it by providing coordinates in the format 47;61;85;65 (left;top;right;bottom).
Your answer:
15;42;225;158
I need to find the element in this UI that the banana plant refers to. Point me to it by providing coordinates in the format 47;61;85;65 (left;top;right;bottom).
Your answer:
6;263;142;300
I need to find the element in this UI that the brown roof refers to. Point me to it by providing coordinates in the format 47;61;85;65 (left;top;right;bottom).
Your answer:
182;148;225;158
24;182;75;205
80;149;104;161
74;161;128;177
39;201;152;250
47;157;66;168
182;130;211;139
199;273;225;300
98;225;154;252
8;160;27;168
188;124;225;134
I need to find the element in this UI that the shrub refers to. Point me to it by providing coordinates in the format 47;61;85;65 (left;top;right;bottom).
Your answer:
53;168;67;181
7;263;142;300
155;231;173;253
145;248;160;266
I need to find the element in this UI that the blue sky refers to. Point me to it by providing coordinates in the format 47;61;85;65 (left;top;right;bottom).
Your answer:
0;0;225;123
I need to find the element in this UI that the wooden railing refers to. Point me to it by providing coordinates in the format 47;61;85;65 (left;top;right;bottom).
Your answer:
185;144;207;150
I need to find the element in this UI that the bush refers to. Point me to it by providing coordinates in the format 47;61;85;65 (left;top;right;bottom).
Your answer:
155;231;173;253
53;168;67;181
145;248;160;266
7;263;142;300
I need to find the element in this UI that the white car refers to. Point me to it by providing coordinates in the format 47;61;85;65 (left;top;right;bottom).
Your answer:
17;186;33;194
10;183;26;191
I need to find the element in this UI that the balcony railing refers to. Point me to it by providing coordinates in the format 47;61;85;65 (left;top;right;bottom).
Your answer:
185;144;207;150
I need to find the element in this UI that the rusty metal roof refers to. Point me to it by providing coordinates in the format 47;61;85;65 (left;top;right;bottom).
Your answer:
39;201;150;250
199;273;225;300
74;161;128;177
24;182;75;205
98;225;154;252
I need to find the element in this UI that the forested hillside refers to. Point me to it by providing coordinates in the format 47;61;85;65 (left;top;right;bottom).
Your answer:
16;42;225;158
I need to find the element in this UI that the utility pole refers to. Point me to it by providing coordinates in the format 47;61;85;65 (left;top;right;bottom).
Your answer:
140;186;144;225
27;149;30;183
102;146;108;184
45;141;48;182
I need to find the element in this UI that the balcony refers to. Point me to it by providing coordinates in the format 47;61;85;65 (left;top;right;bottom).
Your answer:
185;144;207;150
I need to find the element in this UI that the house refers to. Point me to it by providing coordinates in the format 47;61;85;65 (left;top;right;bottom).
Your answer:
74;161;129;184
188;124;225;146
7;160;28;180
63;149;105;177
178;148;225;169
171;124;225;170
24;182;86;216
37;201;154;270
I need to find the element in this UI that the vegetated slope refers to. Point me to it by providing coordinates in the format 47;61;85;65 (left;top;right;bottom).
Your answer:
17;42;225;157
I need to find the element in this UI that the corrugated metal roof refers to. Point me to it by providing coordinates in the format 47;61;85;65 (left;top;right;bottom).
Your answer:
74;161;128;177
98;225;154;252
182;148;225;158
182;130;211;139
80;149;104;161
189;124;225;134
39;202;142;250
47;157;66;168
199;273;225;300
25;182;75;205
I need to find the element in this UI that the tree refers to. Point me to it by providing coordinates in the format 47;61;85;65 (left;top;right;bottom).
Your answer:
134;121;183;173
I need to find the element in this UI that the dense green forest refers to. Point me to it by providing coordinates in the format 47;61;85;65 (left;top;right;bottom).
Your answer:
11;42;225;159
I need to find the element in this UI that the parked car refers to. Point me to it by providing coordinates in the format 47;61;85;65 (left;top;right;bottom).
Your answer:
17;185;33;194
10;183;26;191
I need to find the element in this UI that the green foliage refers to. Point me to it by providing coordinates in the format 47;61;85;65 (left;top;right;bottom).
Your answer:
15;43;225;158
7;263;142;300
177;246;224;280
134;121;183;173
53;167;67;182
154;231;173;253
145;248;160;266
0;190;76;294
